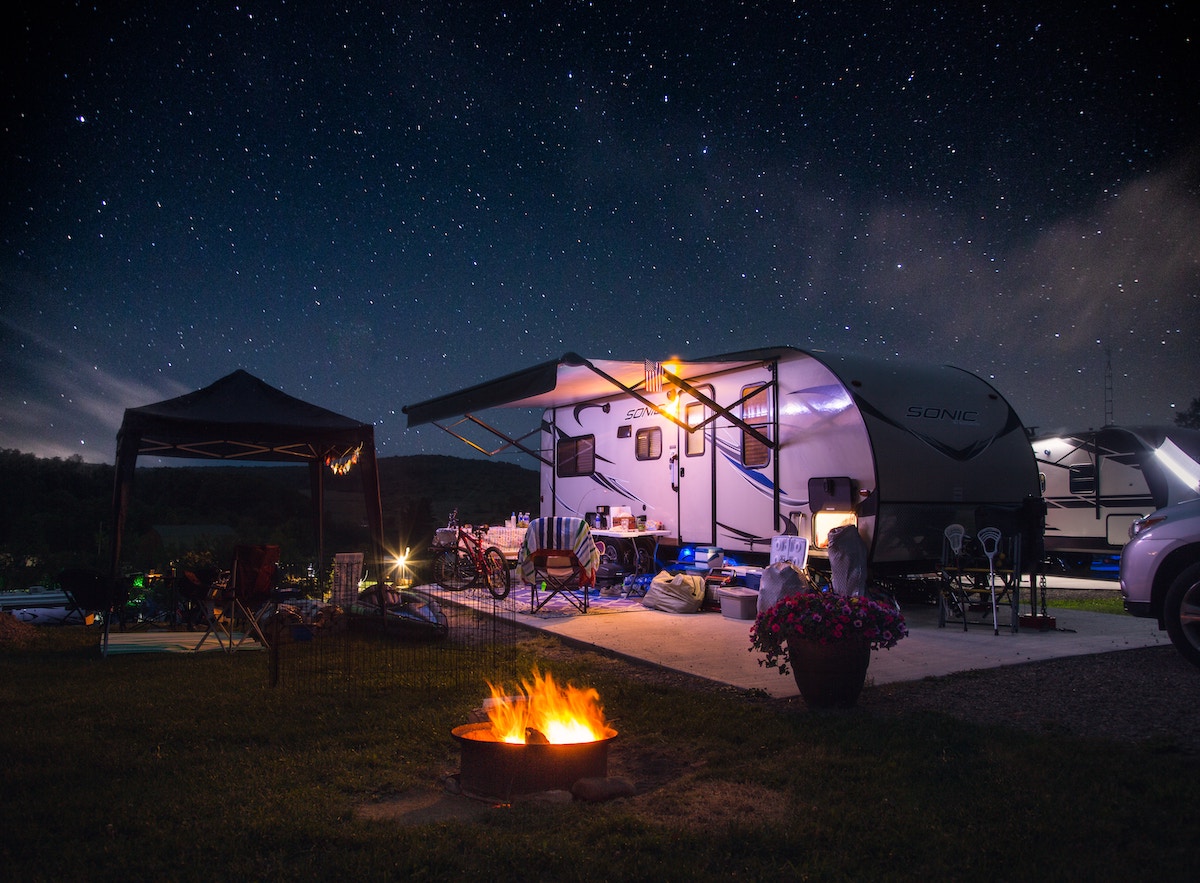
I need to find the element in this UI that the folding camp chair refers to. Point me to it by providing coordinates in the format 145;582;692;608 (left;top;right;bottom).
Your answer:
194;544;280;651
57;568;126;626
332;552;364;609
517;517;600;614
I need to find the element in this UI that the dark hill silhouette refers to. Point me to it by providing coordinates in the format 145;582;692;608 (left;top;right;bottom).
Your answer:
0;449;538;587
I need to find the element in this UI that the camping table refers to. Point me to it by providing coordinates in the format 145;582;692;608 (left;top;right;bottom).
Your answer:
592;529;670;577
482;525;527;561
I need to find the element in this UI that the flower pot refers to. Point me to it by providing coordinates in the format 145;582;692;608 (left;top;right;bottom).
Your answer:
788;638;871;708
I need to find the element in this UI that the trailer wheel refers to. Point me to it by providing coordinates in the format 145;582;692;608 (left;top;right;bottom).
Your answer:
600;540;634;574
1164;562;1200;669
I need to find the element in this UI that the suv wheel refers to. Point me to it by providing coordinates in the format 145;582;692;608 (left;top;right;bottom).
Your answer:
1163;562;1200;669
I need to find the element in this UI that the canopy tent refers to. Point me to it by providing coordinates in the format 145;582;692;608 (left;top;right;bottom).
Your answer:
109;370;384;625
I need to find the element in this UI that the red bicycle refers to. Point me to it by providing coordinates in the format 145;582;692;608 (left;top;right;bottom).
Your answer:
431;511;511;599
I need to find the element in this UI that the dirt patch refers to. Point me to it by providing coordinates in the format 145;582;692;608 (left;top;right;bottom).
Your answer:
0;613;38;648
356;786;500;825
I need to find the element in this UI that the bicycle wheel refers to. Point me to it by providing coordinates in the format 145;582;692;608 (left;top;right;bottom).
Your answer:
483;547;511;599
433;548;475;591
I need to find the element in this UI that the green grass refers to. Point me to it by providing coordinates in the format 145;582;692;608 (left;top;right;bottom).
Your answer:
2;626;1194;881
1046;593;1126;615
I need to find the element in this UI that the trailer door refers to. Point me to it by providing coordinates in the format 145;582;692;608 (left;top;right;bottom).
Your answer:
676;386;715;544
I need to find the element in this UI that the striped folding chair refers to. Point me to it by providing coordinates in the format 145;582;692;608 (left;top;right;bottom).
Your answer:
517;517;600;614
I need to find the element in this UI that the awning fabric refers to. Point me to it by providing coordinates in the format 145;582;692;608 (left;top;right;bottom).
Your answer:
402;348;795;427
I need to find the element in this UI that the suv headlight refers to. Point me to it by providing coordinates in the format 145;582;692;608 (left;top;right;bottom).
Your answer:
1129;514;1168;539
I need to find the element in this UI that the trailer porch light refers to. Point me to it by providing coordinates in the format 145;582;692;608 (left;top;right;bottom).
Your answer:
813;511;858;549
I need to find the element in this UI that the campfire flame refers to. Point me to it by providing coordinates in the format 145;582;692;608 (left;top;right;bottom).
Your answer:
485;669;608;744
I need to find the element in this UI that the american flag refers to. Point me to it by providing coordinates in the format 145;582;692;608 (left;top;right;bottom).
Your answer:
644;360;662;393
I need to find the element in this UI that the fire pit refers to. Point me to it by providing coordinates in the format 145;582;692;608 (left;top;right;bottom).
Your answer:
452;670;618;800
452;722;618;799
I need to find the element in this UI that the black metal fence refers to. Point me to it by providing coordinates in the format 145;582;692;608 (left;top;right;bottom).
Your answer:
267;584;519;695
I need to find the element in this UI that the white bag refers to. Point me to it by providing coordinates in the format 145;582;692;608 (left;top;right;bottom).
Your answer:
641;570;706;613
757;561;811;615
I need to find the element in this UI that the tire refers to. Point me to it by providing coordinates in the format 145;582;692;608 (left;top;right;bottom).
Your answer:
1163;562;1200;669
601;539;633;574
433;548;475;592
483;547;511;600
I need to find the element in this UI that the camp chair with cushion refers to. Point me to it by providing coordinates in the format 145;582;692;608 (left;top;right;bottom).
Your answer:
517;517;600;614
194;544;280;651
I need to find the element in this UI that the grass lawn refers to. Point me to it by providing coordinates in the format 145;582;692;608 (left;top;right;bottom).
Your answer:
2;624;1194;881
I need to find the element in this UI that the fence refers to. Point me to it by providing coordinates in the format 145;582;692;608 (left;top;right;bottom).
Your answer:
267;583;519;695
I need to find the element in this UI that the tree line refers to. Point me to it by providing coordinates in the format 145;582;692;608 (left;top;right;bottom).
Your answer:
0;449;538;590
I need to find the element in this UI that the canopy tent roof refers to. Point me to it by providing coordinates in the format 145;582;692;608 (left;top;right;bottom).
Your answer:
117;369;374;462
109;372;384;635
401;348;798;428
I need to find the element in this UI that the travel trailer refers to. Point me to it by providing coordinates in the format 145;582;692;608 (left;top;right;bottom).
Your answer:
403;347;1041;574
1032;425;1200;557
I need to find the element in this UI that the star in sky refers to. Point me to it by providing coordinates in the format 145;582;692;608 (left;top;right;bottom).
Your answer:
2;1;1197;463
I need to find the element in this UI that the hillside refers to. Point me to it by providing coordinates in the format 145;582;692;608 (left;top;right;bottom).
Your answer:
323;453;539;541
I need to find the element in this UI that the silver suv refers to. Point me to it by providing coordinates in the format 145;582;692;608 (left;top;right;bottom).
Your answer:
1120;499;1200;668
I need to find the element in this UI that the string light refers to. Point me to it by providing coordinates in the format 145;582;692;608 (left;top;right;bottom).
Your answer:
325;443;362;476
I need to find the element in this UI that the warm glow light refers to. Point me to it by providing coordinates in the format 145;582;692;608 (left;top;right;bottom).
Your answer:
325;443;363;476
662;390;681;418
485;669;608;744
813;511;857;548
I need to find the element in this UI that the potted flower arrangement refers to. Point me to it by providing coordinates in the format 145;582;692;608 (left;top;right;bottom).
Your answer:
749;590;908;708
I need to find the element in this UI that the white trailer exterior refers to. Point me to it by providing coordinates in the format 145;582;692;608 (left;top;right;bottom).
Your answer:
1032;426;1200;556
403;347;1040;574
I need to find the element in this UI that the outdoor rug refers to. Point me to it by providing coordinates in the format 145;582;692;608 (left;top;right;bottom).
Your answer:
103;630;265;654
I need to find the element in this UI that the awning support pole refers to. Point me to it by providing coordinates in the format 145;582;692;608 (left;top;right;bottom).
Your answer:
660;368;778;451
431;415;550;466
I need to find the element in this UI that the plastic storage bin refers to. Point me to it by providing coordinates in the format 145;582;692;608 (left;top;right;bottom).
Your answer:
718;587;758;620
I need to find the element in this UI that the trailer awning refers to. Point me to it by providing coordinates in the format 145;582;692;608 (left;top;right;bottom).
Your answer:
402;348;794;428
401;349;789;461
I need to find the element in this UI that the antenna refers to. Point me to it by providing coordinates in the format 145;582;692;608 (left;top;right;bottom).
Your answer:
1104;347;1113;427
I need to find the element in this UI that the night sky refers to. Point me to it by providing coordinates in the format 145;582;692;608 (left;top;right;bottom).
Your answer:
3;1;1197;464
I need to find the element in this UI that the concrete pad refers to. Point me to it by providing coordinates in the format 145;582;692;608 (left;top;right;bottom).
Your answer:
513;598;1168;698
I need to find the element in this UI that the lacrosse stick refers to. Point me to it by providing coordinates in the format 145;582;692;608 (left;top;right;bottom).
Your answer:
978;527;1002;635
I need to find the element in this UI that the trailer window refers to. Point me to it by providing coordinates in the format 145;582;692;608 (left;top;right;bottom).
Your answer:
557;435;596;477
685;402;705;456
635;427;662;460
741;384;771;468
1069;463;1095;495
